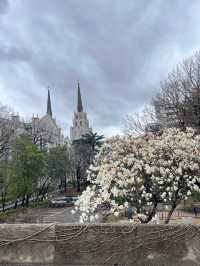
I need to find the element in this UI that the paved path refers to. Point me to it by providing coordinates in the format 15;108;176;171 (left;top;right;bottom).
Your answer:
1;206;103;224
2;206;80;223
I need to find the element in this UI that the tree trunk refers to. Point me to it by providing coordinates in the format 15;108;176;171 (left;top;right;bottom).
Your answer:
64;177;67;193
76;165;81;193
45;185;49;198
3;194;6;212
35;192;39;202
165;202;176;224
1;193;5;212
14;199;18;209
42;189;46;200
21;196;25;207
144;203;158;223
137;201;158;224
77;178;80;192
25;194;29;207
59;177;63;192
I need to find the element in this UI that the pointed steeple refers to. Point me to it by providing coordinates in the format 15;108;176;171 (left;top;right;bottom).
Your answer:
77;82;83;112
47;88;52;117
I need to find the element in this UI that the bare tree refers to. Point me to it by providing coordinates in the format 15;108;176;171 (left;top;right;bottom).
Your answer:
31;129;53;149
123;104;158;136
0;104;15;159
154;51;200;131
124;51;200;136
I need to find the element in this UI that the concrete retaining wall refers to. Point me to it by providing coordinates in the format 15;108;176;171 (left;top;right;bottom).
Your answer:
0;223;199;265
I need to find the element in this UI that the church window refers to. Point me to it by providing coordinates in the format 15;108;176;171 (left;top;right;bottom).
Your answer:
80;121;82;126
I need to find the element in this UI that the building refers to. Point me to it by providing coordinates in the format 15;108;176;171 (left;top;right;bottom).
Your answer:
0;83;92;159
154;100;179;129
145;122;162;134
0;90;64;155
70;83;92;141
30;89;64;149
70;83;93;188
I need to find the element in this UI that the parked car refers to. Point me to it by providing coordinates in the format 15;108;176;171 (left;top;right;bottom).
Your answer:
49;197;78;208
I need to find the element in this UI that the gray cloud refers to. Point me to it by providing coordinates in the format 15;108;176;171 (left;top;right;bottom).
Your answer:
0;0;8;15
0;0;200;136
0;45;31;61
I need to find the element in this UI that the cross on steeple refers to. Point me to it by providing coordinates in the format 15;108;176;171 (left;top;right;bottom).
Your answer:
47;88;52;117
77;82;83;112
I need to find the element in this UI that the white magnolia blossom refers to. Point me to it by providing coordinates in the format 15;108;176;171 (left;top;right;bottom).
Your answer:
74;128;200;223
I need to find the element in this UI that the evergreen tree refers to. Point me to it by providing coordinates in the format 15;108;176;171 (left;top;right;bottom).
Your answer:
82;132;104;156
72;132;104;191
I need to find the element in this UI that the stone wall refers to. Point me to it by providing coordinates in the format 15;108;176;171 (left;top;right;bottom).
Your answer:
0;223;200;265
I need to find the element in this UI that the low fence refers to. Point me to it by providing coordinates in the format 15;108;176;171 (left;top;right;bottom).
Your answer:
158;210;199;220
0;223;200;265
0;195;45;212
0;189;64;212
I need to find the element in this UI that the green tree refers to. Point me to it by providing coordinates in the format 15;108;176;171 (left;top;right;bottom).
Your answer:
9;135;46;207
0;160;11;211
46;145;72;192
72;140;90;192
72;132;104;192
82;132;104;158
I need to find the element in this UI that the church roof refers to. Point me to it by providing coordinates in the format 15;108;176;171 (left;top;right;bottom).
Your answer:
77;82;83;112
39;114;59;131
47;89;52;117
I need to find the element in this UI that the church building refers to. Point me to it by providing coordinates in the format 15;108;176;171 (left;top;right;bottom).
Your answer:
0;89;65;153
70;83;92;141
0;83;92;158
30;89;65;149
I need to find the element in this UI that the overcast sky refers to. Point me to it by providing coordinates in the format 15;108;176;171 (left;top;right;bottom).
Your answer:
0;0;200;136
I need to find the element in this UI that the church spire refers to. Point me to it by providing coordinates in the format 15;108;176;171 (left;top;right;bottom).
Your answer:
77;82;83;112
47;88;52;117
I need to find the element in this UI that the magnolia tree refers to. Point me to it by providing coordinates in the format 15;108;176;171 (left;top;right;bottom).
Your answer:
74;128;200;224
